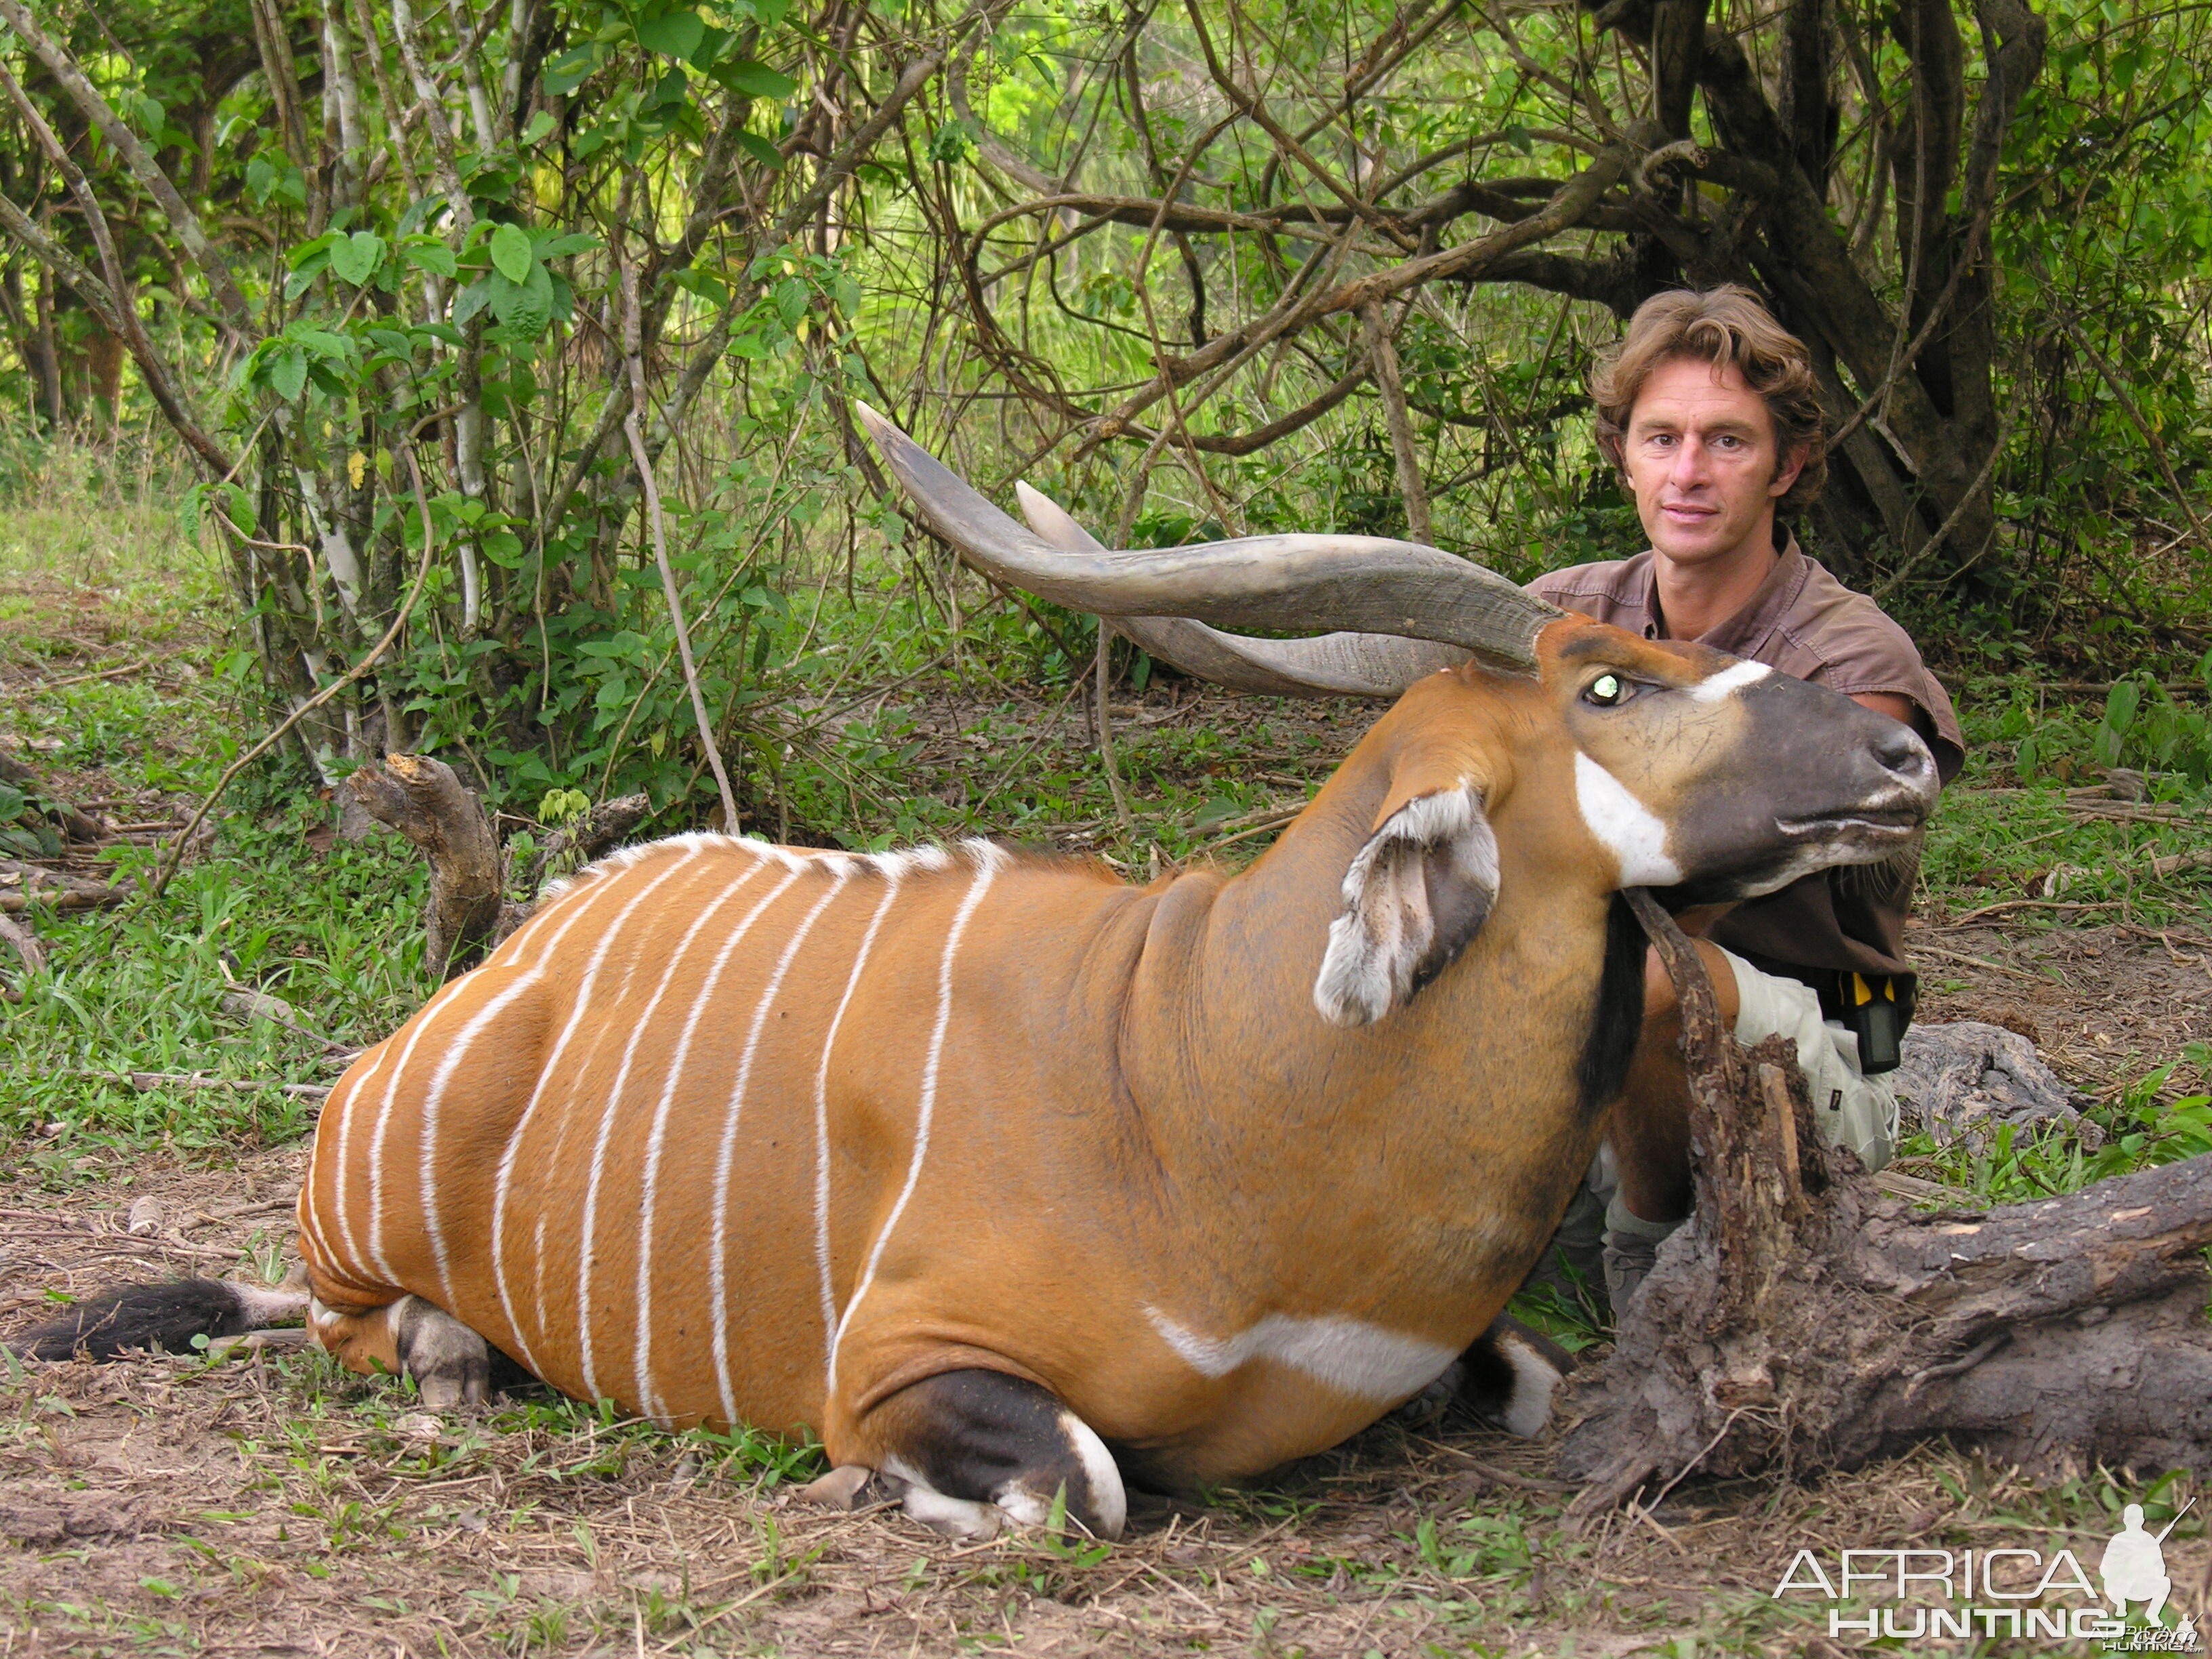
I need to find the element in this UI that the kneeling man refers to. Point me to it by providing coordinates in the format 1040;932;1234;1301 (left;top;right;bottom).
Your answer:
1527;287;1965;1309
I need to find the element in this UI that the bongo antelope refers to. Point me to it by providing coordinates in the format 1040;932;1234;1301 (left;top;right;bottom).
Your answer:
18;411;1938;1542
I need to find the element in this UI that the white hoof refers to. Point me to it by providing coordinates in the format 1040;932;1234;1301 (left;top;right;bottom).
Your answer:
902;1488;1004;1541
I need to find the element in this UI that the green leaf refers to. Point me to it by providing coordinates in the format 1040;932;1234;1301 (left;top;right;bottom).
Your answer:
535;232;601;261
489;222;535;285
0;782;25;821
2105;679;2142;735
403;237;457;278
690;23;730;68
489;262;555;340
520;109;558;146
542;44;598;96
637;9;705;58
287;232;338;273
734;131;783;170
327;230;384;286
725;59;797;98
268;348;308;403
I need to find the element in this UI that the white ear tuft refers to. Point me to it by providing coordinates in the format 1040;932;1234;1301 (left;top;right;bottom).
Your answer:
1313;784;1499;1027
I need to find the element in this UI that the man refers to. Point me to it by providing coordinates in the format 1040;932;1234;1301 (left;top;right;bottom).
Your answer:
1525;286;1964;1311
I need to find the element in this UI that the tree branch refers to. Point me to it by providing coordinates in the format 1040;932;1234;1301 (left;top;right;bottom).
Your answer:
622;262;740;834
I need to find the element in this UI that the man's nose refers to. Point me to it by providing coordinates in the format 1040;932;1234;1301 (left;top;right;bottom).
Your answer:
1666;437;1706;487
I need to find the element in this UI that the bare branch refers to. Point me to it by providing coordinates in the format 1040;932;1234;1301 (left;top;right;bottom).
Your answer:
622;262;741;835
1362;301;1432;542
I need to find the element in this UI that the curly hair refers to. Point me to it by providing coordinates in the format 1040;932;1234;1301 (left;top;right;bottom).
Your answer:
1591;286;1828;514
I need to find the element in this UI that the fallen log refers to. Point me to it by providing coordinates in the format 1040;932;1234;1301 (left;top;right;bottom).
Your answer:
1557;890;2212;1511
0;861;123;914
0;744;107;844
346;753;502;978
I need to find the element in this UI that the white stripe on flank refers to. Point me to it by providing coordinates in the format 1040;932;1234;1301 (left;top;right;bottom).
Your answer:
827;842;1007;1396
399;865;638;1300
344;864;630;1288
1688;658;1771;702
487;846;709;1378
700;861;848;1425
626;859;794;1419
526;849;731;1370
572;858;794;1408
414;968;547;1309
315;1043;388;1276
362;974;480;1286
811;869;907;1376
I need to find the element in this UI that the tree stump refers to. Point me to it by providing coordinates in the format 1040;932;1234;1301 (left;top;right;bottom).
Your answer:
1558;890;2212;1513
347;754;503;978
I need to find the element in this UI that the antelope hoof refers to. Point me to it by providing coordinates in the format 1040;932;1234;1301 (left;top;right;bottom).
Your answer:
902;1488;1004;1541
1395;1359;1465;1426
391;1296;490;1410
1456;1315;1571;1439
862;1368;1128;1542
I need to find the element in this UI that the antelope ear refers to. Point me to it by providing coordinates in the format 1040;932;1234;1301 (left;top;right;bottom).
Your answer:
1314;783;1499;1027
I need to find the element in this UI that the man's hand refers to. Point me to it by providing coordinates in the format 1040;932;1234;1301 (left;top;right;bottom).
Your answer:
1852;691;1917;726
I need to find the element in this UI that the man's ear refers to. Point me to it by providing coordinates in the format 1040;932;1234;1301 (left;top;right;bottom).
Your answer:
1769;442;1809;499
1313;781;1500;1028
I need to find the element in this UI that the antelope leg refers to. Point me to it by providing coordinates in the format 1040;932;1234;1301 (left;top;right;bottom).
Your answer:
855;1369;1128;1541
309;1294;492;1409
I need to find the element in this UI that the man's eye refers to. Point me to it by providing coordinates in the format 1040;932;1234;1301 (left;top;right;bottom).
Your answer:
1585;674;1628;706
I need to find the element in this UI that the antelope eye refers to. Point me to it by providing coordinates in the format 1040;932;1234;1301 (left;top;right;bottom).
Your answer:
1584;673;1627;707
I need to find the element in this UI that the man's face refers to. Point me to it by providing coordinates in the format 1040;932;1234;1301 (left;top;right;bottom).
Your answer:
1620;356;1805;567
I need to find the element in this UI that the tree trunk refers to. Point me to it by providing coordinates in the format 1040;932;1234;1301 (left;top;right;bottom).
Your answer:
346;753;503;978
1560;891;2212;1511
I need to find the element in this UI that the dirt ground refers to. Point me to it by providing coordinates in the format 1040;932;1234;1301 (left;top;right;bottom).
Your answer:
4;1159;2206;1659
6;920;2208;1658
1912;917;2212;1089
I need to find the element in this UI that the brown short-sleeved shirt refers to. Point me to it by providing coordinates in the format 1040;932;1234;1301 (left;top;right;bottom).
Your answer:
1527;542;1963;1009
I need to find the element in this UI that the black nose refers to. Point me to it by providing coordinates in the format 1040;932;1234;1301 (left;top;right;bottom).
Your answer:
1871;722;1931;783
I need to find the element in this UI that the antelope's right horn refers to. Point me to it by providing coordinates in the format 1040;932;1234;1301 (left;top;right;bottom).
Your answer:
857;404;1559;672
1015;483;1471;699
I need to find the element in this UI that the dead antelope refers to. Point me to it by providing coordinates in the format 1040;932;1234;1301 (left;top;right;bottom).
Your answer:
19;411;1937;1543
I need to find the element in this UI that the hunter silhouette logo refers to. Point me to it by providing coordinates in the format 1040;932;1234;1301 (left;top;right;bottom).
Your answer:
2102;1504;2179;1626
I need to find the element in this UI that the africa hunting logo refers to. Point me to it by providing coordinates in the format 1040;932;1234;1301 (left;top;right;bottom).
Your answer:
1770;1499;2199;1650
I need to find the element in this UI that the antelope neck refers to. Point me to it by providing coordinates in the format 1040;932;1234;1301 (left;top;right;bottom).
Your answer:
1115;726;1616;1300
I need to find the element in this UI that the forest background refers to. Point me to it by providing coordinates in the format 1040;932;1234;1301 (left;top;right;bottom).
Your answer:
0;0;2204;853
0;0;2211;1647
